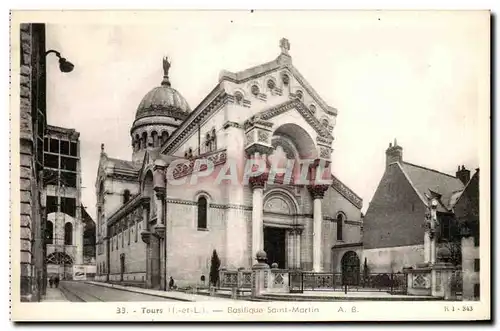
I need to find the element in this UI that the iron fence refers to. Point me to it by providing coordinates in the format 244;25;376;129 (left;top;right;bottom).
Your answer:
289;271;408;294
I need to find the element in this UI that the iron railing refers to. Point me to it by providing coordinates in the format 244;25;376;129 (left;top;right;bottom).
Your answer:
289;271;408;294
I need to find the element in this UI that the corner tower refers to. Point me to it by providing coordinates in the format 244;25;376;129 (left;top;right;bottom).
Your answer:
131;57;191;163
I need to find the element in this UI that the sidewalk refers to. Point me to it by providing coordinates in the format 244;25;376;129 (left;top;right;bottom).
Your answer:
85;281;234;301
41;287;69;302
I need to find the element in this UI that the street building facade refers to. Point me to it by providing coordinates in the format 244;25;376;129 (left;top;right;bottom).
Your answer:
43;125;96;279
19;23;47;302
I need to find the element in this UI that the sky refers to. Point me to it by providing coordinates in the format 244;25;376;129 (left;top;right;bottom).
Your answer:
44;11;488;219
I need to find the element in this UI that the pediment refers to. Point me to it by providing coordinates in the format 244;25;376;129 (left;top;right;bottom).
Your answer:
256;100;333;140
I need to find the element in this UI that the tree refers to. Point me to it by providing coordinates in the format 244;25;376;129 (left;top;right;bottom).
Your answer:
209;249;221;287
363;258;369;287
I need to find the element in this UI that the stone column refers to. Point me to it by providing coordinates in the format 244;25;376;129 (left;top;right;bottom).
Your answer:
429;199;438;265
251;251;270;297
249;174;267;263
424;231;431;264
308;185;328;272
295;228;302;269
153;159;167;290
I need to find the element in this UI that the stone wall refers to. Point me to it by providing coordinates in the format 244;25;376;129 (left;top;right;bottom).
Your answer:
19;23;46;302
361;244;425;273
462;236;480;300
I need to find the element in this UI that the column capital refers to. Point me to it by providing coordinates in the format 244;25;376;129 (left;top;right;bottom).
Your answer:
308;184;329;199
249;172;268;190
290;227;303;235
245;144;274;158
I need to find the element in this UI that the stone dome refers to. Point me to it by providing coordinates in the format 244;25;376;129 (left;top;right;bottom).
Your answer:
134;57;191;120
135;86;191;119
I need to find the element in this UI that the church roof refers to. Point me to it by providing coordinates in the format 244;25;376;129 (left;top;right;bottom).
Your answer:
399;161;464;211
107;157;139;171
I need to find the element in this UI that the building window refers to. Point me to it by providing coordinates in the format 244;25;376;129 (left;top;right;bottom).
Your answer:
70;141;78;157
474;284;480;299
64;222;73;245
440;218;451;242
295;90;303;100
197;196;208;230
336;213;344;241
49;138;59;153
61;197;76;217
45;221;53;244
474;259;480;272
44;154;59;169
60;140;70;155
123;190;131;204
282;73;290;85
212;128;217;151
60;156;77;171
234;91;243;104
474;230;479;247
251;85;260;96
46;196;58;215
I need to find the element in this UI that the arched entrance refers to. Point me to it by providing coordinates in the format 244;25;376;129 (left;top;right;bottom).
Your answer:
341;251;360;286
263;189;300;269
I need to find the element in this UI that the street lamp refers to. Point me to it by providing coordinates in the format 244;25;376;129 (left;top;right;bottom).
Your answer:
45;49;74;73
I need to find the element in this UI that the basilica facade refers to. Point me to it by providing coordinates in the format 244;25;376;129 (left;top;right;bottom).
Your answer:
94;39;363;289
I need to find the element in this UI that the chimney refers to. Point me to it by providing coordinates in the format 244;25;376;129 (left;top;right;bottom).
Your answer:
456;165;471;185
385;138;403;167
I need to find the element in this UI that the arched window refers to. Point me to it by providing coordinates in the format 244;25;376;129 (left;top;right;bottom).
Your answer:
234;91;243;104
205;132;211;152
197;196;208;230
135;134;140;151
161;131;169;145
251;85;260;96
295;90;303;100
45;221;53;244
267;79;276;90
64;222;73;245
151;131;158;147
123;190;131;204
212;128;217;150
336;213;344;241
141;132;147;149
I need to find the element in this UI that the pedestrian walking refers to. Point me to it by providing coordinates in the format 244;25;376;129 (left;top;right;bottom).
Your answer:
54;275;60;288
49;276;53;288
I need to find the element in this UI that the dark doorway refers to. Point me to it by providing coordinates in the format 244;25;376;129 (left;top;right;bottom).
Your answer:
341;251;360;285
264;227;286;269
